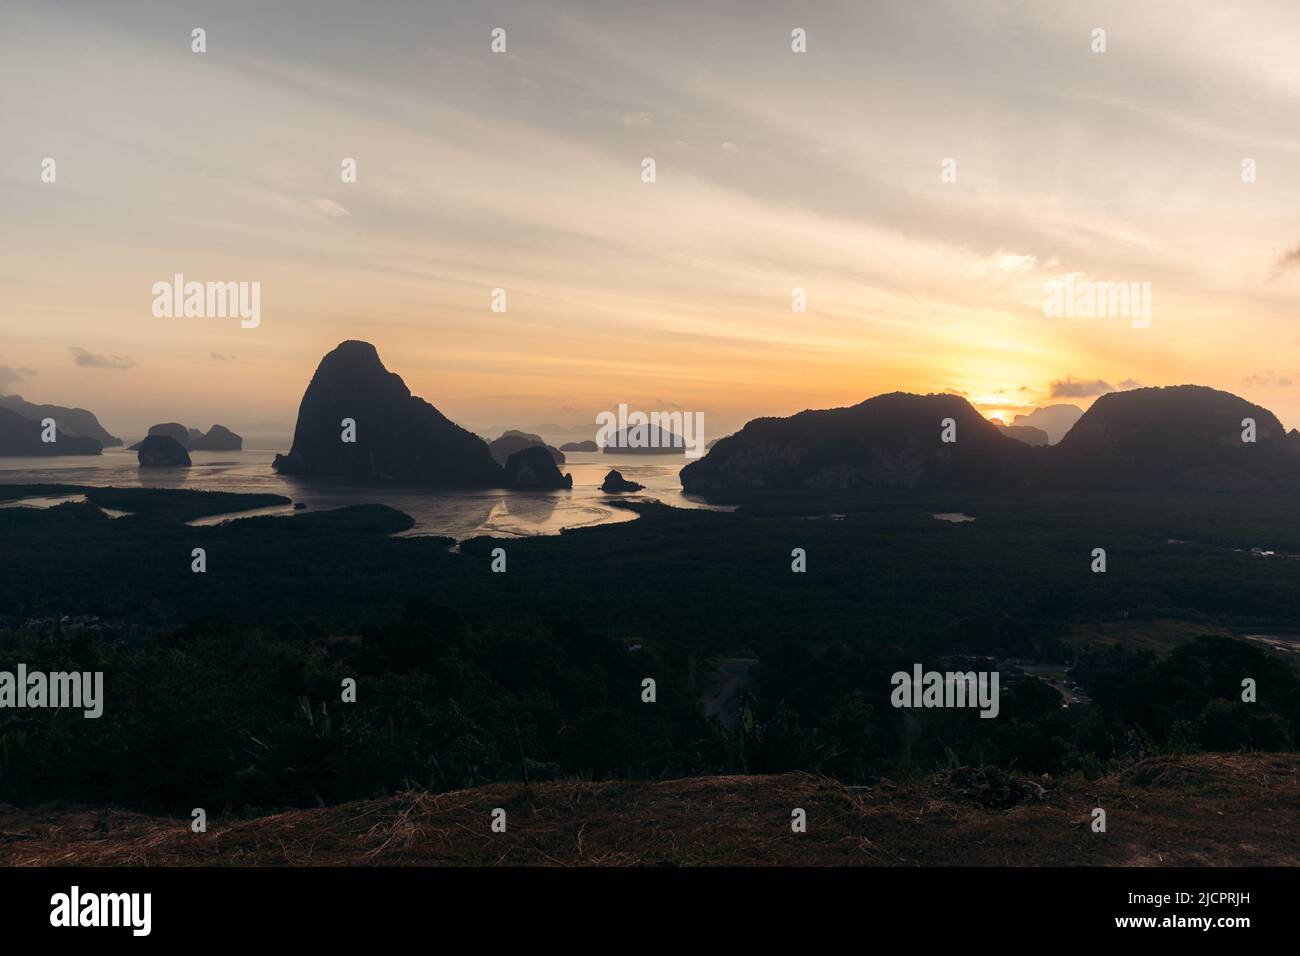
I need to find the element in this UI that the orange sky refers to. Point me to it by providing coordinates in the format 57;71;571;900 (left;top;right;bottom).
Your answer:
4;1;1300;443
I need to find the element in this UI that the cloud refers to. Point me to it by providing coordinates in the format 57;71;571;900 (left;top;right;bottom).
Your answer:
309;197;350;218
69;347;135;370
620;112;653;127
987;251;1039;274
265;191;350;220
1118;379;1144;390
1272;243;1300;276
1050;377;1112;398
210;352;236;362
1243;371;1294;388
0;364;35;388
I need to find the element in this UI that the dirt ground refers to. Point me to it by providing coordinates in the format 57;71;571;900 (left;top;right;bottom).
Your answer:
1;753;1294;866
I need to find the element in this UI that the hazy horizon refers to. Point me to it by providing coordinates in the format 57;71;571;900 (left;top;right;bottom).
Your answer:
5;0;1300;440
0;368;1263;449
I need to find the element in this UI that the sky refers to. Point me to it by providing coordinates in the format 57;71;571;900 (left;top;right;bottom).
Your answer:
3;0;1300;443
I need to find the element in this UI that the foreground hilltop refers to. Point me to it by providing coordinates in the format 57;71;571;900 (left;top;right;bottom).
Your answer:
2;754;1293;866
682;385;1300;496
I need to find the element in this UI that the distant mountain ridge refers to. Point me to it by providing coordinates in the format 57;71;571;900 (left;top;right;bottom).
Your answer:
1011;404;1083;444
0;406;103;456
0;394;121;447
681;386;1300;496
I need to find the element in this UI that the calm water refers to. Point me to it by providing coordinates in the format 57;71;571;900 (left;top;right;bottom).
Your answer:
0;447;727;540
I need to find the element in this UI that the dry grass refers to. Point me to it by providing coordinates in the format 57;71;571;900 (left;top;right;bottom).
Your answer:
1;753;1295;867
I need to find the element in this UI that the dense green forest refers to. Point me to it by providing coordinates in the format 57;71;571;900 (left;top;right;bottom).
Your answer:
0;484;1296;811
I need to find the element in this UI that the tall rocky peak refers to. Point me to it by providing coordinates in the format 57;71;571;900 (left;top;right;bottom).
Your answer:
273;341;504;486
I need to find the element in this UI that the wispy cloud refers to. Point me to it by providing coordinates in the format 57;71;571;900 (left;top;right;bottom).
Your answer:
1272;243;1300;277
265;191;350;219
1243;371;1294;388
69;347;135;370
984;252;1042;275
0;364;35;388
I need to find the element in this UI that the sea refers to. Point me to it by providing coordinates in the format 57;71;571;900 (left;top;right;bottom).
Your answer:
0;446;728;540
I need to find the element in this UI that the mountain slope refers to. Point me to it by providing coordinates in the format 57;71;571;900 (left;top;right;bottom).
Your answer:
0;394;121;447
996;422;1049;446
